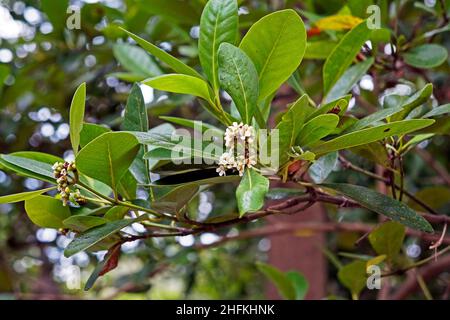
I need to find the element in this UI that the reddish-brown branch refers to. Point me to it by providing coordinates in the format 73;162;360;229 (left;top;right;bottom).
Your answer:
195;221;450;250
389;254;450;300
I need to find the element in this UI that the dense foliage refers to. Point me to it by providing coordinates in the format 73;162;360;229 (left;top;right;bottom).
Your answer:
0;0;449;300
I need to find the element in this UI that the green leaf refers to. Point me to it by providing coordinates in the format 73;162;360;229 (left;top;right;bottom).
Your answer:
113;43;161;77
304;41;337;60
122;84;149;187
139;0;200;25
41;0;68;33
404;44;448;69
407;186;450;211
104;206;130;221
152;184;199;214
0;187;56;204
256;262;296;300
321;183;434;232
274;95;310;164
422;103;450;118
0;152;62;183
416;116;450;135
239;9;306;100
390;84;433;121
120;28;202;78
265;188;305;200
325;57;374;103
343;106;403;133
80;123;111;148
338;260;367;300
138;131;220;162
368;221;405;260
123;84;148;132
199;0;238;93
76;132;140;195
63;216;109;232
159;116;224;135
69;83;86;155
286;271;309;300
308;96;351;121
311;119;435;155
218;43;259;124
1;154;54;181
309;152;338;183
143;74;213;103
323;21;371;93
297;114;339;147
25;195;71;229
236;169;269;217
64;218;138;257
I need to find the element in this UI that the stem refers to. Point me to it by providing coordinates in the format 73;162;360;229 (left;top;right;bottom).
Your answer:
382;245;450;277
77;181;116;204
116;199;177;221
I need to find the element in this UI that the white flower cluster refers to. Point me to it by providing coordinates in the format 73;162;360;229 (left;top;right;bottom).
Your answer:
217;122;257;177
52;161;84;206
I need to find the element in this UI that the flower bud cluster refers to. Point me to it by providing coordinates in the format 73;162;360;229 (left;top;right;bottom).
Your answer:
52;161;84;206
217;122;257;177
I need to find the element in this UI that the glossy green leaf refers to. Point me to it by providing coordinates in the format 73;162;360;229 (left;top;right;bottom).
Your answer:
338;260;367;300
309;152;338;183
120;27;202;78
139;132;220;162
286;271;309;300
0;187;56;204
152;184;199;214
236;169;269;217
240;9;306;100
416;116;450;135
256;262;296;300
390;84;433;121
344;106;403;133
199;0;238;93
321;183;434;232
63;216;109;232
64;218;138;257
323;21;371;93
25;195;71;229
311;119;435;155
76;132;140;194
123;84;149;132
69;82;86;155
368;221;405;259
274;95;310;164
308;96;351;121
0;152;62;183
404;44;448;69
422;103;450;118
104;206;129;221
143;74;213;103
113;43;161;77
325;57;374;103
1;154;54;180
80;123;111;148
297;114;339;147
304;41;337;60
160;116;224;135
218;43;259;124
